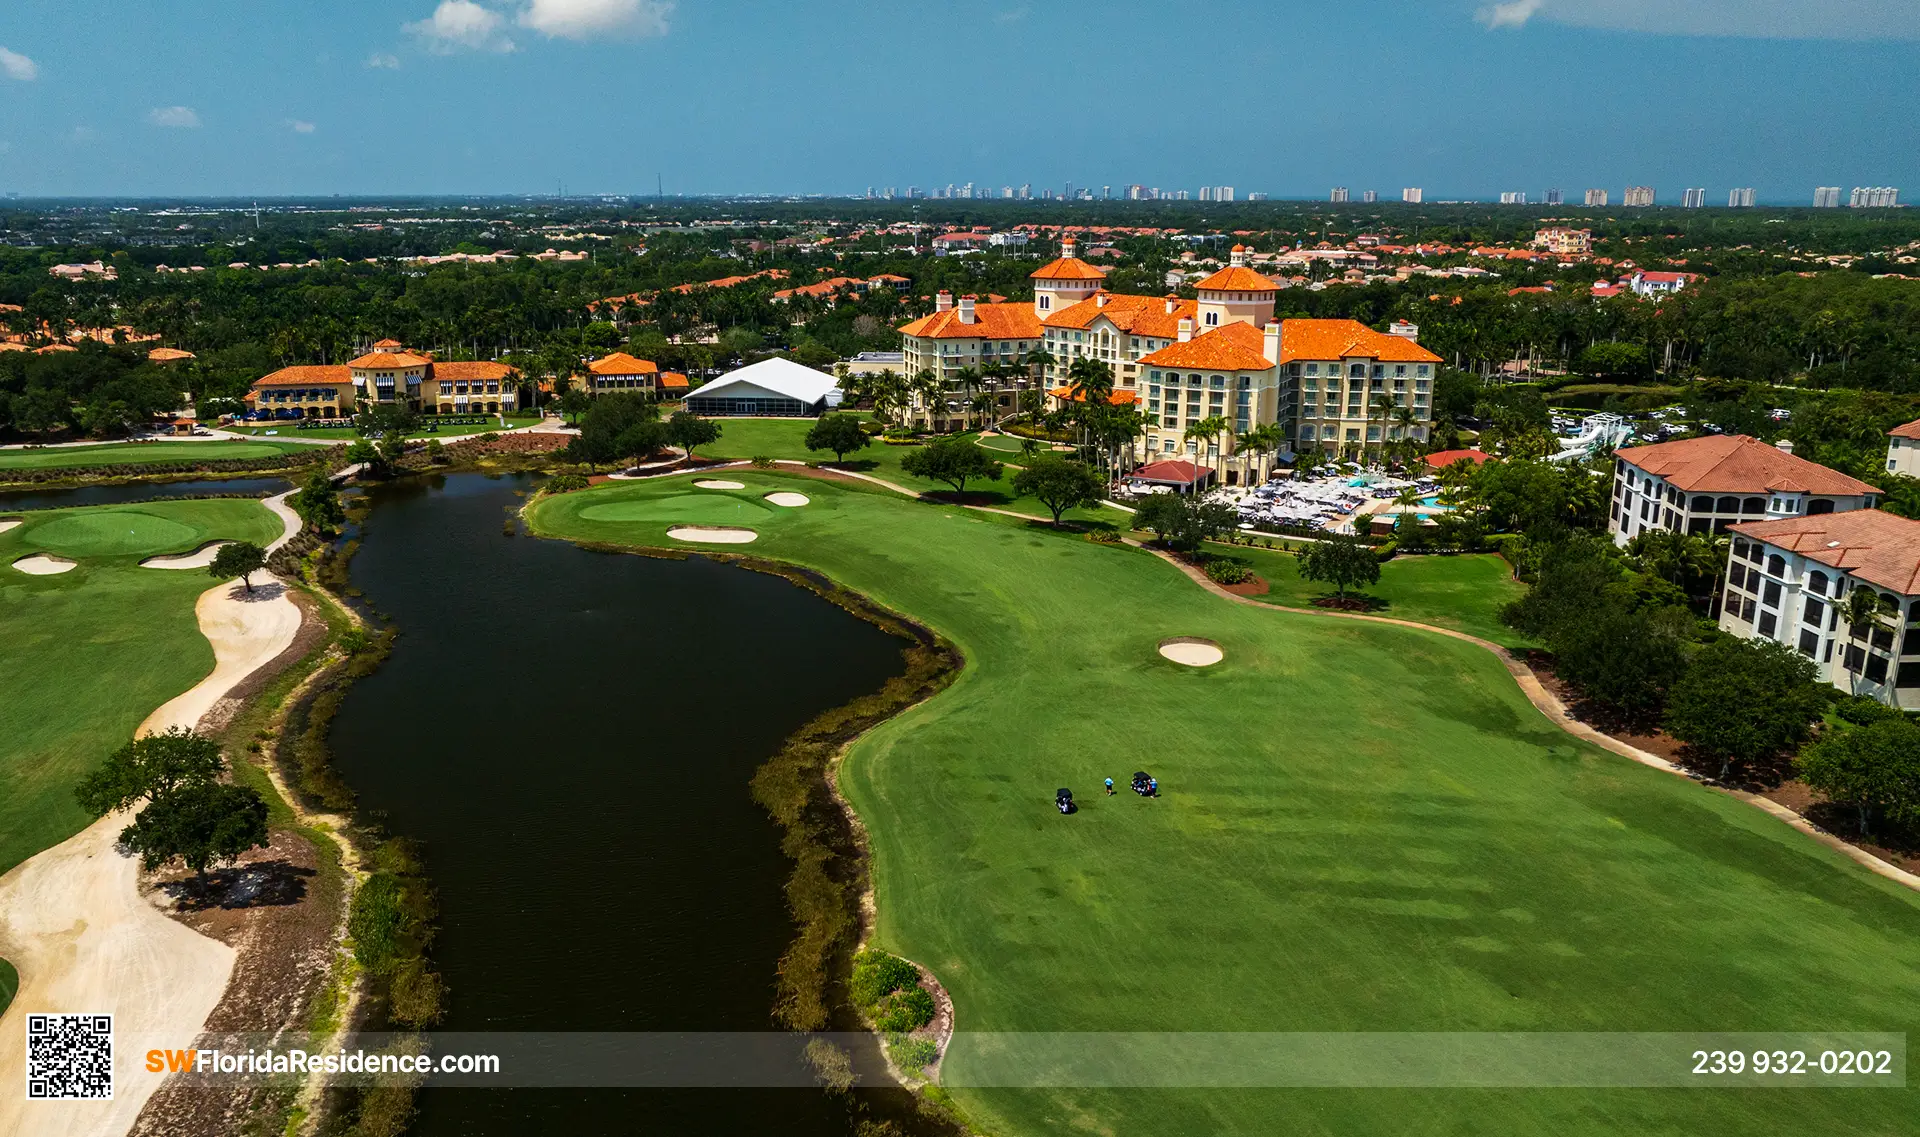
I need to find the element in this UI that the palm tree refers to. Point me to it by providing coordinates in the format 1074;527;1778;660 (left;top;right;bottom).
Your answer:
912;368;946;432
1183;414;1232;491
954;366;982;430
1023;348;1056;405
1367;393;1398;464
1234;425;1277;487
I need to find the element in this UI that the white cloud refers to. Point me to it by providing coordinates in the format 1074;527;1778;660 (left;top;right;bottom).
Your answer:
288;119;317;134
0;46;37;81
148;106;201;128
518;0;672;40
1476;0;1920;40
406;0;516;53
993;7;1029;23
366;51;402;69
1477;0;1543;29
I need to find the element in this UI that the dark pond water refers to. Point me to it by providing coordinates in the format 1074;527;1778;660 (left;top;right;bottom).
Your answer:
0;477;293;512
326;472;913;1136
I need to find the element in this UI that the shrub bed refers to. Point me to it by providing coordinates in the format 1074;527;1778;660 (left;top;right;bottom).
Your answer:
850;948;935;1032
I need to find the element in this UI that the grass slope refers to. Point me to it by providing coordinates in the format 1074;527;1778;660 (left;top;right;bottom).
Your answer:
0;498;285;876
0;440;310;472
531;472;1920;1137
1219;544;1535;648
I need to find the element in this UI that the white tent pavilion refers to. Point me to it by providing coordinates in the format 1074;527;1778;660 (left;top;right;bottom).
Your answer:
683;357;842;417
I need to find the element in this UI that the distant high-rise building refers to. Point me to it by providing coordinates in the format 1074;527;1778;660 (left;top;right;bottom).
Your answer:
1402;187;1423;204
882;186;896;200
1361;189;1378;203
1624;186;1655;207
1500;191;1527;204
1101;185;1111;200
1173;189;1189;201
1682;187;1706;209
1851;186;1900;207
1544;188;1565;206
1728;187;1755;208
1584;188;1609;206
906;185;921;199
1198;186;1212;202
1018;183;1031;200
1218;186;1234;202
1247;192;1268;201
1331;186;1349;203
1002;186;1014;199
1814;186;1842;208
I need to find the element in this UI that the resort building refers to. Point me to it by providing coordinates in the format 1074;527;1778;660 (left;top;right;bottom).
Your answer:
1532;227;1593;256
1720;509;1920;708
586;352;663;396
1608;435;1880;545
684;357;841;417
1886;418;1920;477
248;341;520;418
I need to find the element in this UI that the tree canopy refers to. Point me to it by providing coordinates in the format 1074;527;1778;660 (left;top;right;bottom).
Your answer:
1663;637;1827;781
1296;534;1381;599
1011;454;1104;524
805;413;870;462
209;541;268;593
900;437;1003;495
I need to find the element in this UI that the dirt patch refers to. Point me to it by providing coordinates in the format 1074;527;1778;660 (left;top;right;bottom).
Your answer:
1309;594;1386;612
1222;574;1269;597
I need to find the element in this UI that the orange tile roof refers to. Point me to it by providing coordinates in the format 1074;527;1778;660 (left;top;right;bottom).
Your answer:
1042;292;1198;338
146;347;196;362
1889;418;1920;440
347;351;432;369
1731;510;1920;595
255;365;354;387
587;352;659;376
1424;449;1492;469
1048;385;1140;407
1029;256;1107;282
1616;434;1880;496
1193;265;1281;292
1275;319;1442;365
371;338;405;349
33;344;77;354
432;360;516;381
898;301;1044;341
658;371;689;389
1138;321;1273;371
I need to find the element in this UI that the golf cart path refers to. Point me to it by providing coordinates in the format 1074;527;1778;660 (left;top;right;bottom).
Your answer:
0;573;304;1133
1144;543;1920;895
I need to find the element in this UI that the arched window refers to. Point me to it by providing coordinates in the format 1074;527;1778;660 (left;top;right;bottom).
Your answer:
1716;496;1739;513
1691;495;1713;511
1809;571;1830;596
1742;497;1765;514
1767;555;1786;577
1808;499;1836;515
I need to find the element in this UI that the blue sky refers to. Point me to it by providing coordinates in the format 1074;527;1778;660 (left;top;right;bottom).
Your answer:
0;0;1914;202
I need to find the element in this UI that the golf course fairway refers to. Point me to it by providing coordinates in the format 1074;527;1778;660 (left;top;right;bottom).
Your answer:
534;470;1920;1137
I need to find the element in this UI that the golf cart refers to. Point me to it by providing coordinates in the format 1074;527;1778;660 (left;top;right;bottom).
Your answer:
1131;771;1156;797
1055;788;1075;815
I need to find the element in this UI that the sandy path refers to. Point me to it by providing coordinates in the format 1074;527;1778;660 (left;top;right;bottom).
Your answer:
0;572;304;1137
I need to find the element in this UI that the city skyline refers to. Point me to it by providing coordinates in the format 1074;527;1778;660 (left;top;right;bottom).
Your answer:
0;0;1917;197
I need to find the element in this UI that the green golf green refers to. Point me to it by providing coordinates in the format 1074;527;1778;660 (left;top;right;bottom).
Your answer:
0;498;284;878
577;492;777;526
0;440;309;472
530;471;1920;1137
19;499;281;560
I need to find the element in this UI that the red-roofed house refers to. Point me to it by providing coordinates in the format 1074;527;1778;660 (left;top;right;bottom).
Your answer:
586;352;661;395
1720;509;1920;707
1609;434;1880;544
1885;418;1920;477
1629;270;1702;297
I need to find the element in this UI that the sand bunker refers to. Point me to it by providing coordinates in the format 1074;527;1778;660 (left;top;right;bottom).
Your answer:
765;492;811;507
1158;637;1224;667
141;541;230;569
11;553;76;575
693;479;746;490
667;526;758;544
0;518;20;535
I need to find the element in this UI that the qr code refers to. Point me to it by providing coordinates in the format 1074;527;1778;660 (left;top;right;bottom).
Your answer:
26;1013;114;1100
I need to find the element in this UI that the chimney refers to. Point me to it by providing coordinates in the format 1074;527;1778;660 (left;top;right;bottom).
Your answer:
1095;291;1108;308
958;294;977;324
1775;438;1795;455
1177;317;1194;343
1263;319;1282;366
1388;320;1419;340
1165;294;1178;314
935;290;953;313
1061;237;1077;259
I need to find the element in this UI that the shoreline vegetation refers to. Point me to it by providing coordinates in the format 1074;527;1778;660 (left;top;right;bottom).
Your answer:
0;443;339;488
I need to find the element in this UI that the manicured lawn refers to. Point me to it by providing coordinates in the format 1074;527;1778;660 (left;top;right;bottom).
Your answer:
228;413;542;441
530;472;1920;1137
0;439;311;472
1213;543;1536;648
0;498;285;878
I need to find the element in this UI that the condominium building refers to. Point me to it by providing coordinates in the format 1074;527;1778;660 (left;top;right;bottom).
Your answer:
1815;186;1842;208
1544;188;1565;206
249;340;520;418
1682;187;1706;209
1623;186;1656;206
1608;434;1879;545
1500;191;1527;205
1728;187;1756;207
1331;187;1349;203
1720;510;1920;708
900;242;1441;481
1533;227;1593;255
1584;188;1609;207
1851;186;1901;208
1401;187;1423;203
